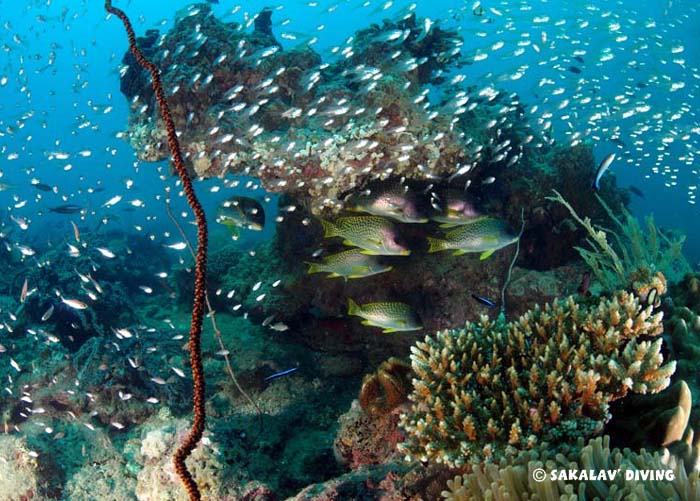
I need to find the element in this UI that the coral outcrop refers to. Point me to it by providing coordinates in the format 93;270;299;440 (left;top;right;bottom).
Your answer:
334;400;405;470
399;289;675;467
120;3;535;213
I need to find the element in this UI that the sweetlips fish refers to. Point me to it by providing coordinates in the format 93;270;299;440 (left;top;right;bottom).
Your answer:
346;183;428;223
306;248;392;279
320;216;410;255
217;196;265;237
348;298;422;333
428;188;482;227
427;215;518;259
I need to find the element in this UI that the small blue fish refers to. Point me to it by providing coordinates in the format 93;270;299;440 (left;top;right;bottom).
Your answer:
471;294;496;308
264;367;298;382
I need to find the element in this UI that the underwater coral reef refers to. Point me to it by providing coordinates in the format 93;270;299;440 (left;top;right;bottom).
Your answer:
2;2;700;501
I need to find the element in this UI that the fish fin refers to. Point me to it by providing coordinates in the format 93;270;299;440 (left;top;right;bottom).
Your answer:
350;266;370;275
359;249;381;255
360;320;373;326
348;298;360;316
426;237;446;253
439;222;460;229
320;219;338;238
305;262;323;274
480;249;496;260
452;249;468;256
328;273;342;279
382;328;399;333
220;221;240;238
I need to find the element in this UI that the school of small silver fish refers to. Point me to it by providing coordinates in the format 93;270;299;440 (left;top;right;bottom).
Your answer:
0;0;696;457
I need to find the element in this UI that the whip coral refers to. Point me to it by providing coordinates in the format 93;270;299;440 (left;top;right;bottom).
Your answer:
105;2;209;499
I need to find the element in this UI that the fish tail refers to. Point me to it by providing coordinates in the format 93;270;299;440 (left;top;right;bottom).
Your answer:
319;219;338;238
426;237;446;253
347;298;360;316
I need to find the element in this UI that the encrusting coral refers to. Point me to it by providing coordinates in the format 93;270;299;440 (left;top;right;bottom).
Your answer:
399;286;675;467
442;435;700;501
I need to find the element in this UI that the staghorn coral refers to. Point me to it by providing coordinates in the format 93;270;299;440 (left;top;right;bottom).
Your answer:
442;435;700;501
399;289;675;467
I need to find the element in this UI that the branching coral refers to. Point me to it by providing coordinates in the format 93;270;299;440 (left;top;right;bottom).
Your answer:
547;190;689;293
442;435;700;501
399;289;675;467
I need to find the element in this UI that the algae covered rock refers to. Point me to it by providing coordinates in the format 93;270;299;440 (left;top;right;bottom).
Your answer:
0;435;42;501
135;421;226;501
64;458;137;501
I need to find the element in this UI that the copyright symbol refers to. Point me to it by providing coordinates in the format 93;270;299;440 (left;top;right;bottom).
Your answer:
532;468;547;482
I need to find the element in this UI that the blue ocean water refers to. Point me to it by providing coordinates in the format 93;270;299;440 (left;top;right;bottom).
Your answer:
0;0;699;499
